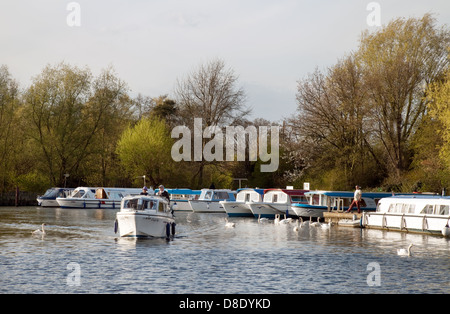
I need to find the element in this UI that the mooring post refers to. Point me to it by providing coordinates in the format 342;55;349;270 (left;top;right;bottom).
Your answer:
15;186;19;207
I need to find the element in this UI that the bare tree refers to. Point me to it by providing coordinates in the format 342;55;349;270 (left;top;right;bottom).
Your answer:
174;59;250;187
175;59;249;127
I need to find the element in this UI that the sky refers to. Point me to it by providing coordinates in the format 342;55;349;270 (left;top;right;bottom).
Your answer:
1;0;449;122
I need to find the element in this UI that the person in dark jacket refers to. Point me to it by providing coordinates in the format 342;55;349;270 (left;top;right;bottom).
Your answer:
157;185;170;203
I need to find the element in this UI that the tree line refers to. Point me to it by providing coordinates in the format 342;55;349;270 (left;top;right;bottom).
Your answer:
0;14;449;194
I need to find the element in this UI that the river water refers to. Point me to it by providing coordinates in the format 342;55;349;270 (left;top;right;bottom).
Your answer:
0;206;448;294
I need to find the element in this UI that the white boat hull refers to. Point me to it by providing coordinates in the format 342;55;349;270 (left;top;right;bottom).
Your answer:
172;200;192;211
117;212;175;238
221;201;253;217
362;212;450;236
291;204;327;218
57;198;121;209
248;202;281;219
189;200;225;213
37;199;59;207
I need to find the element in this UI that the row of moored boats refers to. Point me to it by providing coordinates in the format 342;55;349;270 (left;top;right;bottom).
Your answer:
37;186;450;237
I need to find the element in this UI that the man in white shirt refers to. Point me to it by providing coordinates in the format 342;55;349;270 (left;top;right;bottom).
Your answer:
346;185;362;213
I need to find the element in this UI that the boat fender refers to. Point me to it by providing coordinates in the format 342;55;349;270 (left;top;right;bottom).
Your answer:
171;222;176;236
166;223;171;239
442;219;450;237
114;219;118;234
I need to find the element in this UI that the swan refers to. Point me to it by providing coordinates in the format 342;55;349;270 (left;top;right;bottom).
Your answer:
225;218;235;228
32;223;46;236
293;218;303;232
258;214;269;223
321;220;332;229
279;214;293;225
274;214;281;225
310;217;321;227
397;244;413;256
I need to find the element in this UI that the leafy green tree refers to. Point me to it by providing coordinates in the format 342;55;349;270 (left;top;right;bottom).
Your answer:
359;14;450;180
116;117;177;187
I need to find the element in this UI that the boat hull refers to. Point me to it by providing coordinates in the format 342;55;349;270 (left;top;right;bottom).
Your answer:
57;198;121;209
37;199;59;207
172;200;192;211
221;201;254;217
362;212;450;236
189;200;225;213
117;212;175;238
248;202;283;219
291;204;328;218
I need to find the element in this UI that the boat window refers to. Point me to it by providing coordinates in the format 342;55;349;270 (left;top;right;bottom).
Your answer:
273;194;278;203
438;205;449;215
291;196;306;204
72;190;85;198
360;199;367;207
204;191;213;200
214;192;230;200
408;204;415;213
124;199;138;210
158;202;165;212
421;204;434;215
312;195;320;205
245;193;250;202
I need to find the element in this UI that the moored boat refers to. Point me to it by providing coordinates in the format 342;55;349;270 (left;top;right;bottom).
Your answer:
115;195;175;238
37;187;74;207
57;187;148;209
221;188;264;217
248;189;308;219
291;191;401;218
167;188;201;211
362;195;450;236
189;189;236;213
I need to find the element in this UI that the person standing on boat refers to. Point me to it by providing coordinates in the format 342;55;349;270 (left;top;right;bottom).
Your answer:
157;185;170;203
346;185;362;213
140;186;149;196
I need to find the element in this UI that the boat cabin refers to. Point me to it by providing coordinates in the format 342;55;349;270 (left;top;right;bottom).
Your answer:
199;189;236;202
377;195;450;215
122;196;170;213
263;189;308;204
235;188;264;203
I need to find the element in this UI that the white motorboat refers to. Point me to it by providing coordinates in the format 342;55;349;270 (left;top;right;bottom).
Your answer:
291;191;406;218
167;189;201;211
188;189;236;213
57;187;149;209
37;187;74;207
247;189;308;219
115;195;176;238
362;195;450;236
221;188;264;217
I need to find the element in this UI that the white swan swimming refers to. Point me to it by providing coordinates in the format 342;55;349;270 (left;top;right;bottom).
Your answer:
321;220;332;229
32;223;46;236
225;218;235;228
258;214;269;223
397;244;414;256
274;214;281;225
310;217;321;227
279;214;293;225
293;218;303;232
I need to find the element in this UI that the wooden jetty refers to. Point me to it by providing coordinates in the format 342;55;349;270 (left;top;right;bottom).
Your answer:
323;212;362;228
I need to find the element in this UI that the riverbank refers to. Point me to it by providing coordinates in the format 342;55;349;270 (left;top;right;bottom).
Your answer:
0;190;38;206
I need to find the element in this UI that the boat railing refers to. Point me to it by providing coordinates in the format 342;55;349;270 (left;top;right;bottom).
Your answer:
331;198;344;213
